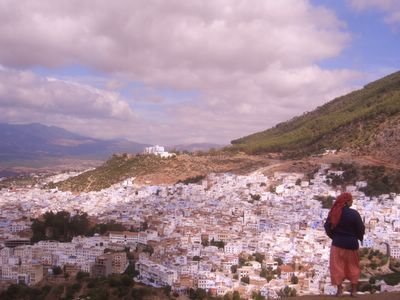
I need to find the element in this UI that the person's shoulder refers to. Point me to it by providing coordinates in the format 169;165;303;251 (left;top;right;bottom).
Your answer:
347;207;361;216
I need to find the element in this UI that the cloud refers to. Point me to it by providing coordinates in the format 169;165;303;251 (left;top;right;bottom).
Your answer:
348;0;400;27
0;0;361;144
0;67;135;123
0;0;350;72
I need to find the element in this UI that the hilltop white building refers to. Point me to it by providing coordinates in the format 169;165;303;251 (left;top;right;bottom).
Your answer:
143;145;175;158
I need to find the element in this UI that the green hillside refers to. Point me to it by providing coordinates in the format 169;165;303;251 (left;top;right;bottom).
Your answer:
46;153;165;192
231;71;400;157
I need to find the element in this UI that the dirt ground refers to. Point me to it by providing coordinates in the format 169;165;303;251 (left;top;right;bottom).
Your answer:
293;292;400;300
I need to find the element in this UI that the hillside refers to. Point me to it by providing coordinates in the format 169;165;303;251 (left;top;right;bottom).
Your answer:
167;142;224;152
48;153;274;192
0;123;149;166
231;71;400;162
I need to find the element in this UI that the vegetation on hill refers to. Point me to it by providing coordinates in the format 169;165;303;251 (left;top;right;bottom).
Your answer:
31;210;128;243
360;248;389;272
359;248;400;289
326;163;400;196
314;195;335;209
231;71;400;157
46;153;165;192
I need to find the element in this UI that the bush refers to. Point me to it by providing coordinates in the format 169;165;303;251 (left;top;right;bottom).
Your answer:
377;272;400;286
369;277;376;284
76;271;90;280
121;274;132;287
241;276;250;284
231;265;237;274
131;287;151;300
52;266;63;275
85;287;110;300
291;275;299;284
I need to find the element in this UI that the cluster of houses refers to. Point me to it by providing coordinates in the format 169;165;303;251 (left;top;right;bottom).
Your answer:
0;163;400;297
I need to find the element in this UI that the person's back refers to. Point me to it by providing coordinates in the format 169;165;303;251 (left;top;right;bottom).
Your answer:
329;206;365;250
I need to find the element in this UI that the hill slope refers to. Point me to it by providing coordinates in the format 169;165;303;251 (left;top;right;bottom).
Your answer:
0;123;149;164
231;71;400;162
48;153;273;192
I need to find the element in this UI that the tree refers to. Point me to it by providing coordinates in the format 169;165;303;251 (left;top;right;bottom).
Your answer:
163;285;172;297
31;210;91;243
210;238;225;249
276;267;282;278
223;292;232;300
260;268;268;279
232;290;241;300
278;286;297;297
201;237;209;247
76;271;90;280
231;265;238;274
190;288;207;300
252;291;266;300
291;275;299;284
0;284;38;300
241;276;250;284
52;266;62;275
369;277;376;285
121;274;132;287
124;262;138;278
239;256;246;267
254;252;265;264
131;287;150;300
143;245;154;255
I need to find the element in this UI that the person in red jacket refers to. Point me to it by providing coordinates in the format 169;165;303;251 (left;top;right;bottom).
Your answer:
324;192;365;297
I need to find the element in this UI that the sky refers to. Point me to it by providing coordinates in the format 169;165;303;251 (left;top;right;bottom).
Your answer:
0;0;399;146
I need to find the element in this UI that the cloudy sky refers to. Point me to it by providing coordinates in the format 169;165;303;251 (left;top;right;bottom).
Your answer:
0;0;399;146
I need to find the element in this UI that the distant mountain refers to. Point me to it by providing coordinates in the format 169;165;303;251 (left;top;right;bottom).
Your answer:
167;143;224;152
0;123;150;164
231;71;400;162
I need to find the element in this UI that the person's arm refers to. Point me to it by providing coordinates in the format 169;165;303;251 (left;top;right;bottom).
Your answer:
324;218;334;239
354;211;365;242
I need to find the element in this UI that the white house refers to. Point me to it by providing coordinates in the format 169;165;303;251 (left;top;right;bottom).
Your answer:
143;145;175;158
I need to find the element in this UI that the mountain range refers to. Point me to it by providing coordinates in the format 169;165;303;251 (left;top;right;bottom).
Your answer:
0;123;150;164
0;123;224;171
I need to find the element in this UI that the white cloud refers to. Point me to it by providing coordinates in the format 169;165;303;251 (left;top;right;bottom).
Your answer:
0;67;135;123
348;0;400;27
0;0;362;144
